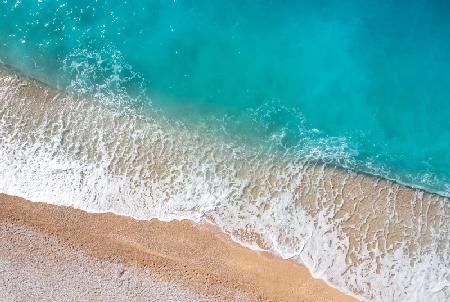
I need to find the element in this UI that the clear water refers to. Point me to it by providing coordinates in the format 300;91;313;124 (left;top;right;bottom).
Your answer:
1;2;450;301
0;0;449;195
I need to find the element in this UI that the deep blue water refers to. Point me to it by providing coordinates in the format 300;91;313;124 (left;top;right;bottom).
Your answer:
0;0;449;195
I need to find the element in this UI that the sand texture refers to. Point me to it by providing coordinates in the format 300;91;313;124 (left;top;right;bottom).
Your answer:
0;194;356;302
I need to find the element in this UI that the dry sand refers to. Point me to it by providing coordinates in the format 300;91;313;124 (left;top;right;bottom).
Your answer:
0;194;357;302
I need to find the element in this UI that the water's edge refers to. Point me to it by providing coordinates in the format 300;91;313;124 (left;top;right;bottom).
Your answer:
1;66;448;301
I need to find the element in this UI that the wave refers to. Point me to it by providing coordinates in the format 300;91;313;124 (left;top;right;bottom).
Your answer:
0;66;449;301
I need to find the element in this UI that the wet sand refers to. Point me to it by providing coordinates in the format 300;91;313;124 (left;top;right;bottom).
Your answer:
0;193;357;301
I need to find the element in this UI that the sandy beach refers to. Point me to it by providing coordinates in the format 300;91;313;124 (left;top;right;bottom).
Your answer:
0;194;357;301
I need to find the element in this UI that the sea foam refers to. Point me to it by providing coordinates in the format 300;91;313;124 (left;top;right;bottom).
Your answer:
0;68;449;301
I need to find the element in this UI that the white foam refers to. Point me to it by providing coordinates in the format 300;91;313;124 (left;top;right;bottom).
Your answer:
0;69;449;301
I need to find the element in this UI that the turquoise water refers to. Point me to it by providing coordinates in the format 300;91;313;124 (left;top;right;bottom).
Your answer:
1;2;450;300
0;0;449;195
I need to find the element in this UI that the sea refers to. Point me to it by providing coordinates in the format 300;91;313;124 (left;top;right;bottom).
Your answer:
0;1;449;301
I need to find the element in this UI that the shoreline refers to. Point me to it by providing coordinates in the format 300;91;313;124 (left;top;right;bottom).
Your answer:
1;62;448;199
0;193;356;302
1;65;449;301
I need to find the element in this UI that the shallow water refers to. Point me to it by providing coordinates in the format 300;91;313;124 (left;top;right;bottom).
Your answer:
0;0;449;195
1;1;450;301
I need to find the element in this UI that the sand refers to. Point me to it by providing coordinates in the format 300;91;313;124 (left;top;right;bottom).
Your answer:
0;194;357;301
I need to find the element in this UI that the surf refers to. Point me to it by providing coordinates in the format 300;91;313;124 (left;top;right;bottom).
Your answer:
1;67;448;301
